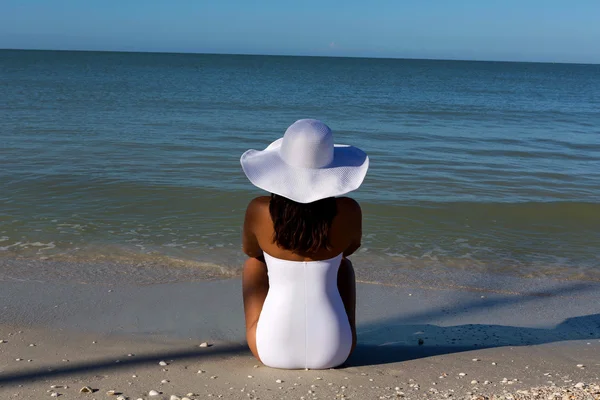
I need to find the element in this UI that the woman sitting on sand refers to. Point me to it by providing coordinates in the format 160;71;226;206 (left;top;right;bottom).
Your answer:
240;119;369;369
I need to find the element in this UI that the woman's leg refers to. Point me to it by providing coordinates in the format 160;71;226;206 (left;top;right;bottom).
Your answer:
242;256;269;362
337;257;357;354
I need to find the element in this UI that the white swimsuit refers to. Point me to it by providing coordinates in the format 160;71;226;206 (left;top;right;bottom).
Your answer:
255;252;353;370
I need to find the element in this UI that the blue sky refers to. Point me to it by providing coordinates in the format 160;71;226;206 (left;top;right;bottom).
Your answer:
1;0;599;63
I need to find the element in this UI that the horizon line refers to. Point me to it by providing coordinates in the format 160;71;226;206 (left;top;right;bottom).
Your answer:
1;47;598;66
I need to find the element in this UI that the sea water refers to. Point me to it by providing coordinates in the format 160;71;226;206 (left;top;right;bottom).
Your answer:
1;50;599;282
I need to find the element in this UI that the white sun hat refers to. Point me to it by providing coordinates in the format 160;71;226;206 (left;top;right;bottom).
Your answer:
240;119;369;204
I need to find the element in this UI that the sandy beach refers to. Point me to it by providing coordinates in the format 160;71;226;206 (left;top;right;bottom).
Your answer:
1;261;599;399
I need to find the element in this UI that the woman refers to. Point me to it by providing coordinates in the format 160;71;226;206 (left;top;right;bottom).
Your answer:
240;119;369;369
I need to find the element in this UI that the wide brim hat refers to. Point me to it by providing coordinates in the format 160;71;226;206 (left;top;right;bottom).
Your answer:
240;119;369;203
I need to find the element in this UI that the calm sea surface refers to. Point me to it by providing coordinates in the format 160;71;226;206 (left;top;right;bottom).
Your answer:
1;50;599;282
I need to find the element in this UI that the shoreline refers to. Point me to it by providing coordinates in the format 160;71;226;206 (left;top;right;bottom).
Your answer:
2;254;600;288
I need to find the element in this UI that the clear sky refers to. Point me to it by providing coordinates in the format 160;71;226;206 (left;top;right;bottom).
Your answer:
1;0;599;64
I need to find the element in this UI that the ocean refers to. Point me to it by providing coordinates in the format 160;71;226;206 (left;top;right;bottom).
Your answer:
1;49;599;283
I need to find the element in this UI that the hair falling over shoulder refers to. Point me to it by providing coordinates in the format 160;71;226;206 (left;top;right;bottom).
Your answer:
269;194;337;253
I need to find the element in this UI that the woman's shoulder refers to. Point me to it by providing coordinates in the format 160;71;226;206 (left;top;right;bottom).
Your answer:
246;196;270;208
245;196;271;219
334;197;362;233
335;197;362;214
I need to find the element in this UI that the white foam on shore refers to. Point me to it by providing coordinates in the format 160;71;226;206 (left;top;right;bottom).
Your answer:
0;241;22;251
0;241;56;252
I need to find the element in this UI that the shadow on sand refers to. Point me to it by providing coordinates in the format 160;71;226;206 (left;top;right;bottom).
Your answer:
0;343;250;385
347;281;600;367
349;311;600;367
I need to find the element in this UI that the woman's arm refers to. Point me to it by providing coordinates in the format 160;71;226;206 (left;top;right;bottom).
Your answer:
337;197;361;355
243;256;269;361
340;197;362;258
241;197;270;361
242;198;264;258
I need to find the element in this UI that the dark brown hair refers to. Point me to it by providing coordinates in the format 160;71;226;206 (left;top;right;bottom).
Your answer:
269;194;337;253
